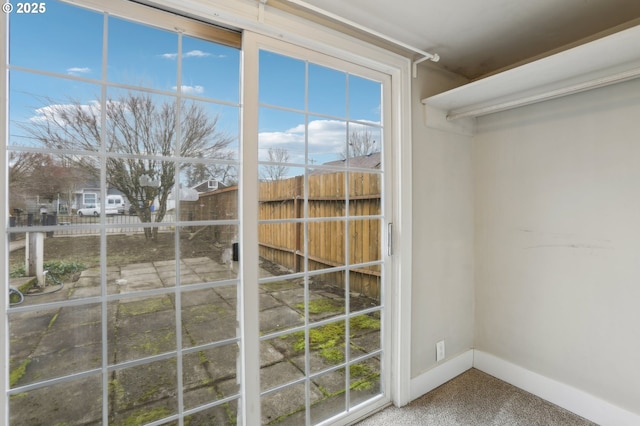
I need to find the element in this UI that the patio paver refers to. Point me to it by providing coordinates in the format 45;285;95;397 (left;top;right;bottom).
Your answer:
8;255;382;425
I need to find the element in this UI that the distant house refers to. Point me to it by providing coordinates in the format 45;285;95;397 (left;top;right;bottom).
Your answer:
71;181;127;211
191;179;227;194
72;183;99;210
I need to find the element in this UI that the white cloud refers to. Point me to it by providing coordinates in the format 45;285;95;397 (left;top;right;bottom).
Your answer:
29;100;126;125
184;50;210;58
160;49;222;60
258;119;343;164
258;119;382;165
67;67;91;75
173;85;205;95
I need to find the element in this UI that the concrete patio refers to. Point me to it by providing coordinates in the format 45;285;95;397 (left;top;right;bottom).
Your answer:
8;255;381;425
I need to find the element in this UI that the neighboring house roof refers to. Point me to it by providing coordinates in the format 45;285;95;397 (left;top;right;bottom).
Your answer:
310;152;381;175
192;179;227;193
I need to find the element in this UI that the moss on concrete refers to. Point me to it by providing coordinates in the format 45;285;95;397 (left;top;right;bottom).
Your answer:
10;359;31;387
119;297;172;316
122;406;171;426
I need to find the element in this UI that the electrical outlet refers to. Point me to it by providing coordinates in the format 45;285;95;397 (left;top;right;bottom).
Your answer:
436;340;445;362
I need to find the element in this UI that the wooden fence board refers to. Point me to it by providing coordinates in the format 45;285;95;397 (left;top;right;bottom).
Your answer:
181;170;382;300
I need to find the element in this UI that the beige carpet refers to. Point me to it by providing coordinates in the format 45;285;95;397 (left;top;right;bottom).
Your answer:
355;369;597;425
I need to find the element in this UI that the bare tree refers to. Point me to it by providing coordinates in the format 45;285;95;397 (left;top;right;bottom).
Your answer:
341;127;378;160
184;154;237;188
260;147;290;181
23;92;234;240
9;152;80;210
9;151;37;210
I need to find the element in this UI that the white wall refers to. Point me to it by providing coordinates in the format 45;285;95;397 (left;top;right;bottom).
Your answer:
474;78;640;415
410;65;475;377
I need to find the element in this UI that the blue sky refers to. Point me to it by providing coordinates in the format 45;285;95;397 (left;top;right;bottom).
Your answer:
8;0;382;169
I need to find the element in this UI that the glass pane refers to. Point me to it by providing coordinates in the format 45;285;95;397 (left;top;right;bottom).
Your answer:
110;359;178;424
349;357;381;408
259;170;305;221
108;295;177;363
105;89;177;156
8;150;95;221
258;223;299;273
9;1;103;76
259;108;306;165
108;16;178;91
310;371;346;424
8;304;102;387
181;101;240;159
260;278;305;335
259;50;305;110
7;230;100;305
308;197;346;219
349;219;382;265
178;167;238;226
177;225;239;281
308;116;347;166
308;220;346;272
184;400;239;425
347;124;382;163
307;320;346;374
181;288;238;347
350;312;382;357
107;226;175;295
258;164;301;188
349;269;382;313
261;382;321;425
262;332;294;366
10;375;102;425
349;171;382;201
309;63;346;117
260;335;304;391
183;344;240;410
182;35;240;103
9;71;102;149
308;170;346;212
348;75;382;123
308;270;346;323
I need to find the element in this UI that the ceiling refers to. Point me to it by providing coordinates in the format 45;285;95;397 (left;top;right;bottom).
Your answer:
302;0;640;80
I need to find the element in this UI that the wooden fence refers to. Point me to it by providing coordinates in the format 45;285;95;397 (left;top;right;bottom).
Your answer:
181;171;382;300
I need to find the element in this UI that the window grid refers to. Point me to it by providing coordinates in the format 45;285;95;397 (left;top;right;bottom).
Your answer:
257;51;385;425
6;1;241;424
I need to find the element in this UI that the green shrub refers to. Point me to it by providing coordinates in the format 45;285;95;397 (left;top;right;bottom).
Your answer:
10;261;85;279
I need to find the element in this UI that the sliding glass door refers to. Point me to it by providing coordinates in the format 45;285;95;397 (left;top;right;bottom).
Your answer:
249;39;391;424
3;1;392;424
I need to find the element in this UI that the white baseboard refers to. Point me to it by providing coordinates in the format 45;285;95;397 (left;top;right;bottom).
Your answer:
409;349;474;402
473;350;640;426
